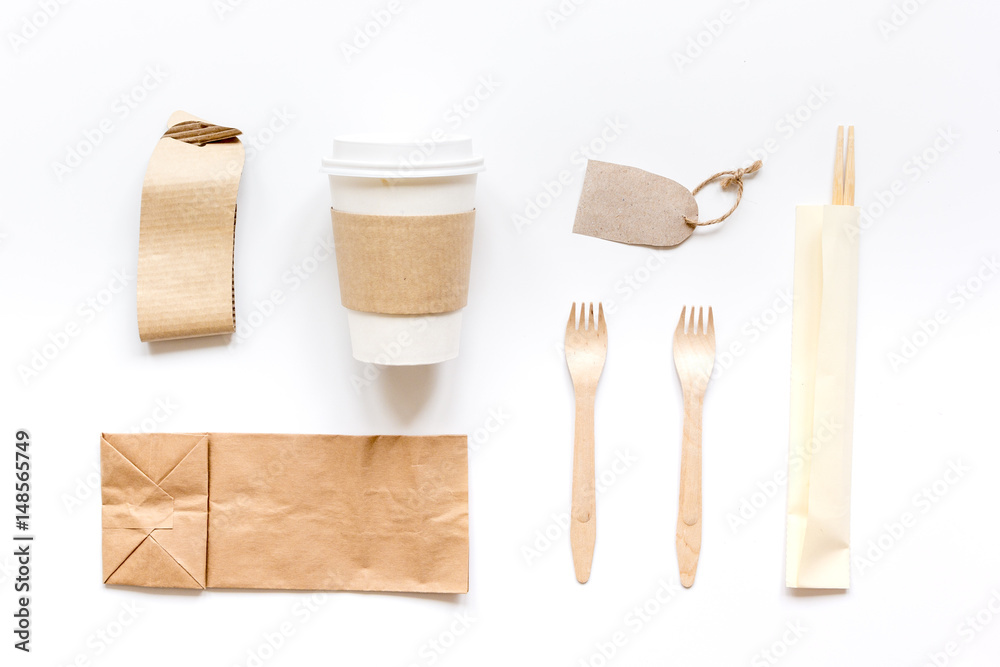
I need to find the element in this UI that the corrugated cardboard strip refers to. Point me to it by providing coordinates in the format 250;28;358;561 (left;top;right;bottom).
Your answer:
331;209;475;314
785;204;860;589
101;432;469;594
137;111;244;342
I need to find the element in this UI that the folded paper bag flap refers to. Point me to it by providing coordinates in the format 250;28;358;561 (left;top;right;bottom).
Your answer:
102;528;153;584
103;432;207;484
105;536;204;589
101;434;209;588
146;437;209;587
100;438;174;530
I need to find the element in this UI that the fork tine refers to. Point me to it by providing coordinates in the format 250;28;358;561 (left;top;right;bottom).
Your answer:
597;303;606;336
676;306;687;336
697;307;704;335
688;305;695;334
707;306;715;344
567;302;577;333
587;303;595;331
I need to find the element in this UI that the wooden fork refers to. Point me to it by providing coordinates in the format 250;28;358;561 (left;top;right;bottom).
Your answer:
565;302;607;584
673;306;715;588
833;125;855;205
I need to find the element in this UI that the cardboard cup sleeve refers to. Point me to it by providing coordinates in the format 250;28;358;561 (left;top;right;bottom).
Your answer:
136;111;244;342
331;209;476;315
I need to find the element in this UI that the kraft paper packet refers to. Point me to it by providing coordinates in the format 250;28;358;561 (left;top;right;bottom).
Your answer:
136;111;244;342
101;433;469;594
331;209;475;314
785;205;860;589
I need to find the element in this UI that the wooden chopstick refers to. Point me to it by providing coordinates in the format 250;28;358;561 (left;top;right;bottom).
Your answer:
844;126;855;205
832;126;845;205
832;125;855;205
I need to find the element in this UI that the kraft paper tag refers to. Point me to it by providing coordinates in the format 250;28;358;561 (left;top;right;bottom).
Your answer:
785;204;860;589
101;432;469;594
137;111;244;342
331;209;475;315
574;160;698;247
573;159;762;247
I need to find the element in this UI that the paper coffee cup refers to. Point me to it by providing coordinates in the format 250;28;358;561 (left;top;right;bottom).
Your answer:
321;135;484;365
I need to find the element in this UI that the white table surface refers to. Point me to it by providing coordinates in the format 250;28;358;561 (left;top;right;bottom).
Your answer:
2;1;998;664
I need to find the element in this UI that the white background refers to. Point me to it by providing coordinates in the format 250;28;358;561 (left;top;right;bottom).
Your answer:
2;1;999;665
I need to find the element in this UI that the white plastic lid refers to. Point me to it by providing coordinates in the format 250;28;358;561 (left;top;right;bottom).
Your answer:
320;134;485;178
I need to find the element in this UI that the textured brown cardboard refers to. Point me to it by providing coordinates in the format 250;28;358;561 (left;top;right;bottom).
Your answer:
573;160;698;247
137;111;244;342
101;432;469;594
331;209;475;314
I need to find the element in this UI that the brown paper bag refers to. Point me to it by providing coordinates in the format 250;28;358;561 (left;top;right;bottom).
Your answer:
101;433;469;594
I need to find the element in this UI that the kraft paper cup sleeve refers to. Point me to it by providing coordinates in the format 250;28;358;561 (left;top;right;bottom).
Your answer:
785;204;860;590
100;433;469;594
136;111;244;342
331;209;476;315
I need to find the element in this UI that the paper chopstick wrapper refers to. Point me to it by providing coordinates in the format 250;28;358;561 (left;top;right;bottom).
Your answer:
785;204;860;589
331;209;475;314
101;432;469;594
137;111;244;342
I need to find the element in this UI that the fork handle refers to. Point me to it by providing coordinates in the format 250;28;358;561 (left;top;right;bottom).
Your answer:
677;391;703;588
571;389;596;584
